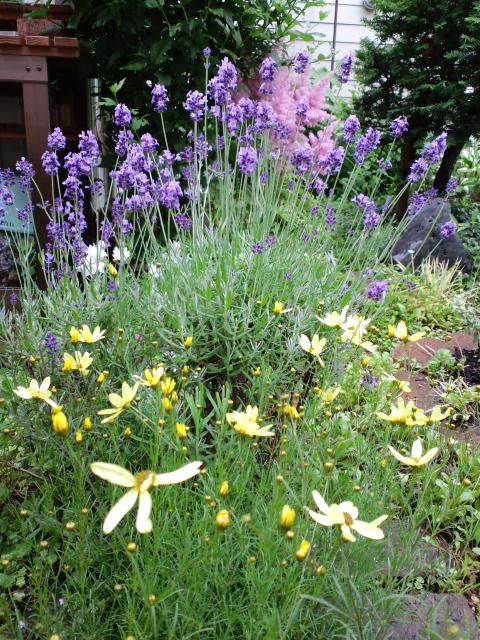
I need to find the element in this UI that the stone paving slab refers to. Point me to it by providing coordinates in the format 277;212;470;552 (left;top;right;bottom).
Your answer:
386;593;479;639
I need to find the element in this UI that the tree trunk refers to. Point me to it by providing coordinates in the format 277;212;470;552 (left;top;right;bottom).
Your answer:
432;141;467;193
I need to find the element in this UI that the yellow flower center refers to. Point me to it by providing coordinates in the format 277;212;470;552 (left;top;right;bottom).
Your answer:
134;470;155;491
343;512;354;527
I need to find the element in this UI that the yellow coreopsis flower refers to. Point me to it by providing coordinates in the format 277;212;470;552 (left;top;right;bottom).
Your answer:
134;367;164;388
317;305;349;328
388;321;425;343
283;403;300;420
97;382;140;423
388;439;439;467
62;351;93;376
280;505;296;529
161;377;176;397
226;405;274;437
184;336;193;349
51;405;69;436
308;490;388;543
318;386;342;406
13;377;56;407
376;397;420;426
299;334;327;364
78;325;106;344
97;370;109;384
90;460;203;534
416;405;451;425
70;326;81;343
273;301;284;316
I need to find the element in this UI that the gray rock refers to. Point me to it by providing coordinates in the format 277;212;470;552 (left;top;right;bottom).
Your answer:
386;593;479;639
391;198;472;272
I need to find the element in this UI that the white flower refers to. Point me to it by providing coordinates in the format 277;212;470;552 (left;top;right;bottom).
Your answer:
80;241;108;276
148;263;162;278
112;246;131;263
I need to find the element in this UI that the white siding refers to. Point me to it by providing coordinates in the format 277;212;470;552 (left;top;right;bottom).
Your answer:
298;1;376;97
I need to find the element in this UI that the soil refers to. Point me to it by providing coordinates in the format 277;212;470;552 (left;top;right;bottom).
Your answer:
455;347;480;386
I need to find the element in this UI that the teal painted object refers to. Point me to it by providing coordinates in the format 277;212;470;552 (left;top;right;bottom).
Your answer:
0;178;34;235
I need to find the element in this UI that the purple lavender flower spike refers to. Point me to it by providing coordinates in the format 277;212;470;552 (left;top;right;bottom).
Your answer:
251;242;264;255
184;90;207;122
421;133;447;165
378;157;392;173
338;52;355;83
260;57;277;82
291;145;314;175
343;115;360;144
238;146;258;176
354;128;381;165
174;213;193;231
293;50;310;74
295;100;309;122
114;103;132;127
445;177;457;195
217;57;238;91
158;180;183;209
47;127;66;151
44;332;58;356
151;84;168;113
325;205;337;227
407;158;429;183
439;220;456;239
389;116;409;139
367;280;389;301
41;151;60;176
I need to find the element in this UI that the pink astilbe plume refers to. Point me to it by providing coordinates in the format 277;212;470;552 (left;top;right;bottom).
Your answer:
242;62;337;160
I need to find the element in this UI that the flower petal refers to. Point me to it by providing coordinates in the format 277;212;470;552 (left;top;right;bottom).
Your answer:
13;387;32;399
39;377;51;392
311;490;329;515
136;491;153;533
411;439;423;460
90;462;135;487
352;518;386;540
154;461;203;486
103;488;138;534
388;445;414;466
307;509;333;527
419;447;439;465
340;524;356;542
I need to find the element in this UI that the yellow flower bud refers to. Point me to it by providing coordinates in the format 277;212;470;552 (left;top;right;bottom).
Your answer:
184;336;193;349
65;521;76;531
323;462;334;472
70;327;80;343
175;422;188;440
161;377;176;396
316;564;327;576
273;301;283;316
97;370;109;384
219;481;229;497
462;477;472;487
108;263;118;278
51;406;69;436
126;542;136;552
171;391;178;404
295;539;311;561
162;397;173;412
361;357;369;367
75;430;83;443
252;367;261;377
215;509;231;529
49;635;61;640
83;416;92;430
280;505;296;529
286;530;295;539
124;427;132;437
182;365;189;375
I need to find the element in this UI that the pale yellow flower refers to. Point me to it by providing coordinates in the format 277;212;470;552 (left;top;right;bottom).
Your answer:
376;397;420;426
341;314;370;342
317;386;342;405
62;351;93;376
385;375;412;393
13;377;56;407
70;327;81;343
90;460;202;534
226;405;274;437
388;439;439;467
160;377;176;396
134;367;164;388
78;325;106;344
415;405;451;425
317;305;349;328
308;490;387;542
299;334;327;364
97;382;140;423
388;321;425;343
